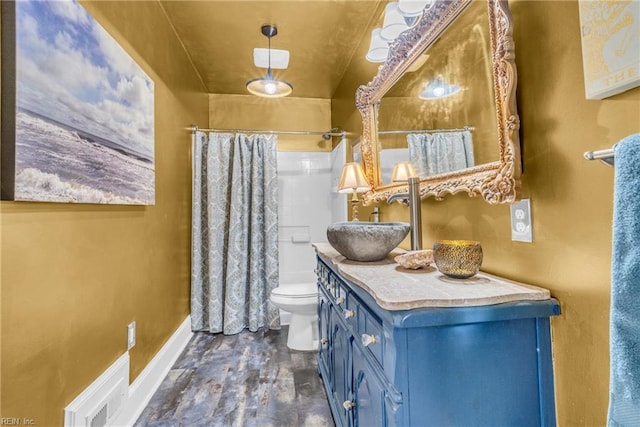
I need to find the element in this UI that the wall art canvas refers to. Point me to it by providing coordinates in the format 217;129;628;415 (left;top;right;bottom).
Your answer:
1;0;155;205
578;0;640;100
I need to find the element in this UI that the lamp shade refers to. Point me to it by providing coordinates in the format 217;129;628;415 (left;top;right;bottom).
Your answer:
391;161;417;182
398;0;431;17
380;2;410;41
366;28;389;63
246;69;293;98
338;162;371;193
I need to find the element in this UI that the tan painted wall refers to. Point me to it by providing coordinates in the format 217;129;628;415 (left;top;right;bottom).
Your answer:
1;0;636;424
333;1;640;425
209;94;333;152
0;1;208;424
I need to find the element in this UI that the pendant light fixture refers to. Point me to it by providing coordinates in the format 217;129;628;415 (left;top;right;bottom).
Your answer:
246;25;293;98
419;77;461;100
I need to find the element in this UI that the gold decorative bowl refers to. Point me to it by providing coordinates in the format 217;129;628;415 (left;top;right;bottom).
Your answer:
432;240;483;279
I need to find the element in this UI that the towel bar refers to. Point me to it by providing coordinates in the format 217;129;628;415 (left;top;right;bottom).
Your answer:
584;148;614;166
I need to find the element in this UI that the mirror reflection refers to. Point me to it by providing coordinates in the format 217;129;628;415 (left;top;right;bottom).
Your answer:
377;1;496;185
357;0;521;205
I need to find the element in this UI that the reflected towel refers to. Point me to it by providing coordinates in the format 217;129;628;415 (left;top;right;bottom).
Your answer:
608;133;640;427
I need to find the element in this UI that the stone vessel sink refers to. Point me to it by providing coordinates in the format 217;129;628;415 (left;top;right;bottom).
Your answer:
326;222;410;262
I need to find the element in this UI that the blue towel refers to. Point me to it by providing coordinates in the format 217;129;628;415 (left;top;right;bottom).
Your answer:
609;133;640;427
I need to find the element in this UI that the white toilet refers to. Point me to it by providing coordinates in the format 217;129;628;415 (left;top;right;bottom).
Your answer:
270;283;319;351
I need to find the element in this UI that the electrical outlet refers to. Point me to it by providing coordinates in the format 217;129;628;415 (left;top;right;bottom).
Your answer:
127;321;136;350
510;199;533;242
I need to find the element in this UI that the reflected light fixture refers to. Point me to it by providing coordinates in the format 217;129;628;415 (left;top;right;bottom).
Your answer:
366;1;428;63
391;161;417;182
366;28;389;63
419;77;461;100
246;25;293;98
338;162;371;221
380;2;410;41
398;0;432;17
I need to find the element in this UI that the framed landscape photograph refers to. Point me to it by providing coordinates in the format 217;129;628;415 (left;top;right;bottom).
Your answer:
1;0;155;205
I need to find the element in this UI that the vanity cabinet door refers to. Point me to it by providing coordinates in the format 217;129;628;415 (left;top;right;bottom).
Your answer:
317;287;331;373
352;343;386;427
330;305;353;427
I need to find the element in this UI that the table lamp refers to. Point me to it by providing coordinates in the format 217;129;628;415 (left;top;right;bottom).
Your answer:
338;162;371;221
391;161;417;182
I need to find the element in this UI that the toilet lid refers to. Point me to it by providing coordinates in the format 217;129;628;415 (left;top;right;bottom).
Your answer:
272;283;318;298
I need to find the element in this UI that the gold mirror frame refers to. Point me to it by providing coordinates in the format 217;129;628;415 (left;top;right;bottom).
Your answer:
356;0;520;205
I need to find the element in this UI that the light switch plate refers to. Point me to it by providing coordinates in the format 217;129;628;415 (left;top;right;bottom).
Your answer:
511;199;533;243
127;321;136;350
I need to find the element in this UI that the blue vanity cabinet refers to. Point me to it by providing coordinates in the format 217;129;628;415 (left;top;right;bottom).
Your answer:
315;254;560;427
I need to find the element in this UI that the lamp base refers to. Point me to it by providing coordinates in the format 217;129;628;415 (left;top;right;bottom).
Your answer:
351;196;360;221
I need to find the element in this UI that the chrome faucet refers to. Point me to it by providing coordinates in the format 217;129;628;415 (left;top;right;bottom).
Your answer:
387;177;422;250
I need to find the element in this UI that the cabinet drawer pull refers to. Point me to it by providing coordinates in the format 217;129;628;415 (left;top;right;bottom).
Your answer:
321;338;328;345
336;297;345;304
361;334;377;347
342;400;356;410
344;310;355;319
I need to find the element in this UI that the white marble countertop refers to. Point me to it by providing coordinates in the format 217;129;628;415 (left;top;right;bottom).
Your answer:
313;243;551;311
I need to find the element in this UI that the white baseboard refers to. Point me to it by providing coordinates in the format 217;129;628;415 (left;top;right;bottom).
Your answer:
113;315;193;427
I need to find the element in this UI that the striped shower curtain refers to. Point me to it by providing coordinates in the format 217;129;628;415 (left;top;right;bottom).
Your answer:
191;131;280;334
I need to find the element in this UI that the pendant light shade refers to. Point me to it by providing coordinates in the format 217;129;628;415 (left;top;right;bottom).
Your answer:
246;25;293;98
246;69;292;98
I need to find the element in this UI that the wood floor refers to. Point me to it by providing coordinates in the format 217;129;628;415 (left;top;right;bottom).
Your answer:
134;327;335;427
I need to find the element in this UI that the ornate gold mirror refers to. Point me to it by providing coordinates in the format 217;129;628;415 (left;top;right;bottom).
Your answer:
357;0;520;204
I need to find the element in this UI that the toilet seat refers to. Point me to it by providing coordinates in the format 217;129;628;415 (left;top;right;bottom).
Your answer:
272;283;317;298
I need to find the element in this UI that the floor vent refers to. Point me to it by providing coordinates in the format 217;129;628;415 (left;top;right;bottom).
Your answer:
90;404;108;427
64;353;129;427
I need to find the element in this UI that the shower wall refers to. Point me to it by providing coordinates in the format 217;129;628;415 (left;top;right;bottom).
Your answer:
330;139;348;224
277;141;347;286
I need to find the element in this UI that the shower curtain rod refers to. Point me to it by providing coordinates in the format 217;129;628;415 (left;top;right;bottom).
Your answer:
189;125;346;139
378;126;474;135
